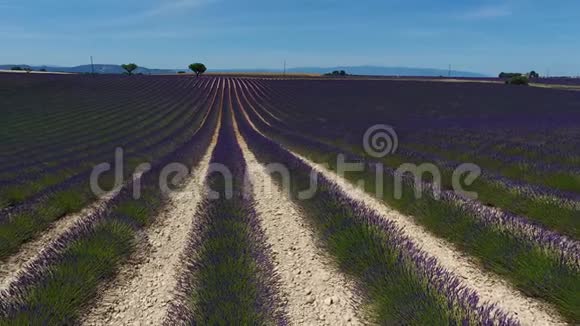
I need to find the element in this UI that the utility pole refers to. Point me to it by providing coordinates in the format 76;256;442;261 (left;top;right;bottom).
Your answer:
283;60;287;76
448;64;451;78
90;56;95;75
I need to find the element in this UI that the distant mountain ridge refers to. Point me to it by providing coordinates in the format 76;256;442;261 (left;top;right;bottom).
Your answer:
0;64;488;77
0;64;177;75
209;65;489;77
291;66;488;77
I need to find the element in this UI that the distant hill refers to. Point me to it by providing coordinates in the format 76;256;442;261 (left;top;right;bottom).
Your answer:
210;65;489;77
290;66;487;77
0;64;487;77
0;64;177;75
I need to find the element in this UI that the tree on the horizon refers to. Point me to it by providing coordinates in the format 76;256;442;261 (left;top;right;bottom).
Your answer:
529;70;539;79
189;63;207;77
121;63;138;75
324;70;349;77
499;72;522;79
506;75;529;85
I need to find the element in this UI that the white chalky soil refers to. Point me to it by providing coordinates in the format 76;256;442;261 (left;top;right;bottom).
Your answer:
289;151;566;326
235;120;364;326
81;123;220;326
0;188;122;292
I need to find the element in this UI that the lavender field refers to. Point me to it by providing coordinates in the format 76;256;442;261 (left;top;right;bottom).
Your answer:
0;73;578;325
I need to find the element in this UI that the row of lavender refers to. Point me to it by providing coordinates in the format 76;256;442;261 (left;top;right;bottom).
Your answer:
0;75;203;205
0;76;211;188
398;145;580;206
0;79;209;182
0;77;201;167
167;84;285;324
0;78;215;207
261;75;580;171
0;76;220;262
0;74;190;167
241;76;580;265
404;130;580;178
246;77;580;238
0;78;221;324
237;77;580;322
232;80;518;324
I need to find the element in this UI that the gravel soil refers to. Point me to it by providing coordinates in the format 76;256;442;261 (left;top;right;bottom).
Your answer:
235;120;364;326
290;151;566;326
80;127;220;326
0;188;122;292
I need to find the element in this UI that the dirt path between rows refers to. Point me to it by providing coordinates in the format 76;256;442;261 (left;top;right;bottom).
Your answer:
289;152;566;326
0;188;122;292
235;121;364;325
80;125;220;326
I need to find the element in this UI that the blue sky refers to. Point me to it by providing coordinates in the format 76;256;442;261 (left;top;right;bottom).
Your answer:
1;0;579;75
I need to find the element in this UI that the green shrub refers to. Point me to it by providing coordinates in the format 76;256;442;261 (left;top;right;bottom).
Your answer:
507;75;529;85
499;72;521;78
